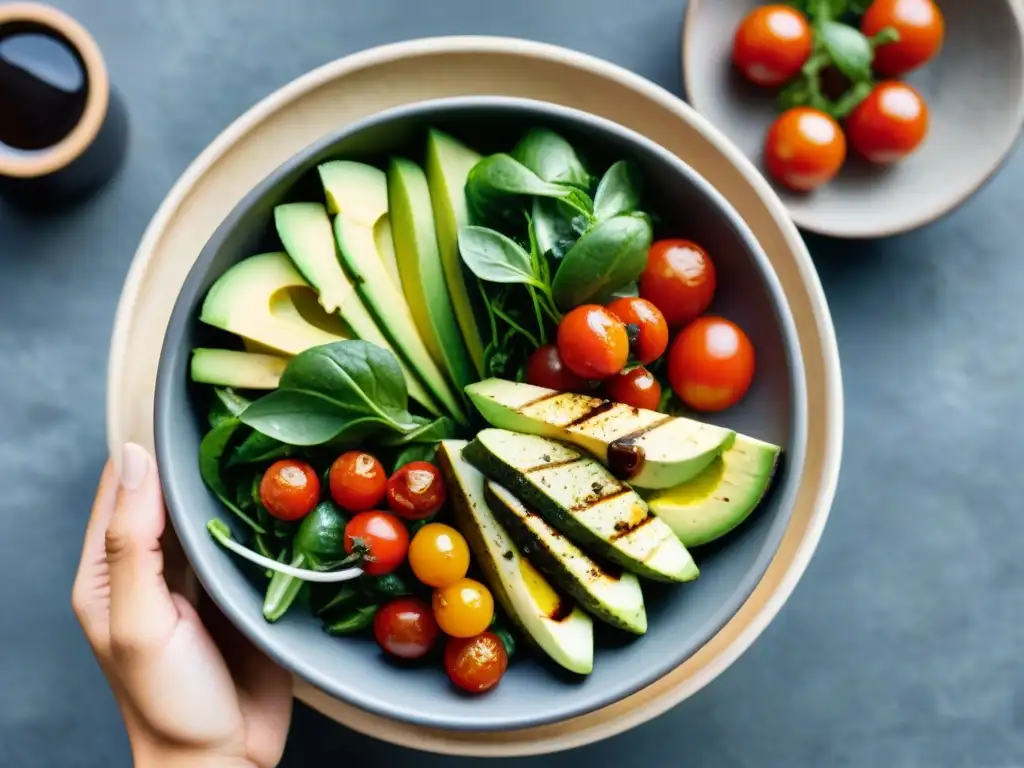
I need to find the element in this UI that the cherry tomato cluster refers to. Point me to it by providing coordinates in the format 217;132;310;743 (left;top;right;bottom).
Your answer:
526;238;756;413
732;0;944;192
258;452;506;693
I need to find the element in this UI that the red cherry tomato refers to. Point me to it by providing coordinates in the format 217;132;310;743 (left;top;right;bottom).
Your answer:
732;4;813;87
764;107;846;192
845;81;929;164
329;451;387;512
259;459;320;521
861;0;944;77
524;344;588;392
344;510;409;576
668;316;755;412
605;297;669;365
373;597;440;660
443;632;508;694
639;239;716;329
557;304;630;380
603;367;662;411
386;461;447;520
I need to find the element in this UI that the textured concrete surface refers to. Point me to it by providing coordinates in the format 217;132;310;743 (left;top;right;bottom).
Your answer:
0;1;1021;766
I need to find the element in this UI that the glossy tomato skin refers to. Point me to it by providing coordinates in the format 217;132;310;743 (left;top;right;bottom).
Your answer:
386;461;447;520
668;316;756;412
259;459;320;522
556;305;629;380
639;239;716;329
605;297;670;365
329;451;387;512
862;0;944;77
344;510;409;576
373;597;440;660
764;107;846;192
732;5;813;87
444;632;508;694
846;81;929;164
408;523;471;588
432;577;495;638
603;367;662;411
524;344;588;392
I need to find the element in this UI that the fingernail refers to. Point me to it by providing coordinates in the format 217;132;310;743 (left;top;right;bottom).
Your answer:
120;442;150;490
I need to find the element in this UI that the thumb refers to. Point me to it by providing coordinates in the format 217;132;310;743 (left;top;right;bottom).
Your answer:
106;443;179;661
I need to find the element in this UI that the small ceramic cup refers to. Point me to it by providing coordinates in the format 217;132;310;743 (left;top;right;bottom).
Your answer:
0;3;128;207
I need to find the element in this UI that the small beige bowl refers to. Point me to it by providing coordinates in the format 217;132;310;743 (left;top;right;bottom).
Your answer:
684;0;1024;238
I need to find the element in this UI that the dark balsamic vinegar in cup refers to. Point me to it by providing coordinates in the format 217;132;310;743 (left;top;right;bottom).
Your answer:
0;23;88;154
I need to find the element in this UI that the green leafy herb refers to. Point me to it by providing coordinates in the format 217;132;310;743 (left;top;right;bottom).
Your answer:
379;416;456;446
312;583;361;617
593;161;640;221
531;197;578;260
465;154;591;226
552;212;653;309
199;418;265;533
227;430;291;467
362;572;412;598
511;127;592;189
458;226;544;287
818;21;873;81
392;443;439;473
325;605;379;635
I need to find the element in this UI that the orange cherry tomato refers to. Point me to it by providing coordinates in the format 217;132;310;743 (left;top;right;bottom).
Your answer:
432;577;494;638
524;343;588;392
845;81;929;164
668;316;755;412
444;632;508;694
764;107;846;192
862;0;944;77
606;297;669;365
259;459;320;521
373;597;440;660
732;4;813;87
329;451;387;513
344;510;409;576
603;367;662;411
639;239;717;329
556;305;629;380
386;461;447;521
408;523;471;588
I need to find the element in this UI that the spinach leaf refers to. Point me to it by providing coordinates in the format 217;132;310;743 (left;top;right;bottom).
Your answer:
227;430;291;467
465;154;591;225
208;387;251;428
593;161;641;221
818;21;873;81
532;197;578;261
458;226;542;287
199;418;265;533
239;341;416;445
325;605;379;635
511;128;592;189
312;583;361;617
610;282;640;299
551;212;654;310
380;416;456;446
392;443;439;472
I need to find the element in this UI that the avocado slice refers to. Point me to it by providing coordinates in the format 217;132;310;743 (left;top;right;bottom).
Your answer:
200;252;350;355
436;440;594;675
463;429;698;583
466;378;735;489
388;157;473;395
646;435;781;547
274;201;441;417
425;129;487;378
317;161;468;425
190;348;287;390
484;481;647;634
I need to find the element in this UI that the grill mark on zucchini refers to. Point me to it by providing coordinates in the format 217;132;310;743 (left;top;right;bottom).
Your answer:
570;486;630;512
516;391;562;410
564;401;617;428
516;502;623;582
548;600;576;622
610;511;657;541
525;456;582;473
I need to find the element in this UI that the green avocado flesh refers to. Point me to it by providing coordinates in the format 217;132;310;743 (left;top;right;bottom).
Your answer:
190;348;287;390
485;481;647;634
436;440;594;675
646;435;781;547
465;378;735;489
462;429;699;583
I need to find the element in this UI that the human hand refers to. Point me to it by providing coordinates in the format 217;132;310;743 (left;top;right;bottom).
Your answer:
72;443;293;768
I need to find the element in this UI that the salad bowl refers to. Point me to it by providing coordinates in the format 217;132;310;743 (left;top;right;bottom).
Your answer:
153;95;806;732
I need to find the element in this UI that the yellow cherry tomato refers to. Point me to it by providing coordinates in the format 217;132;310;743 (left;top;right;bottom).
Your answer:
432;577;494;638
408;523;470;588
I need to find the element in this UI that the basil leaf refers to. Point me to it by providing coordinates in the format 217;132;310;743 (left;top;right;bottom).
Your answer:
458;226;540;286
818;21;873;81
511;128;592;189
593;161;640;221
532;197;578;260
227;430;291;467
325;604;379;635
465;154;589;224
551;212;653;310
199;418;265;533
380;416;456;446
392;443;438;473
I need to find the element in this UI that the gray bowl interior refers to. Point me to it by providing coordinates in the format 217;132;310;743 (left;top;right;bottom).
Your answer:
155;97;807;732
685;0;1024;237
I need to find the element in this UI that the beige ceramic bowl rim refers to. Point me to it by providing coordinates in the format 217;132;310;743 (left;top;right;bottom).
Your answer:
683;0;1024;239
0;2;111;179
104;35;844;755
